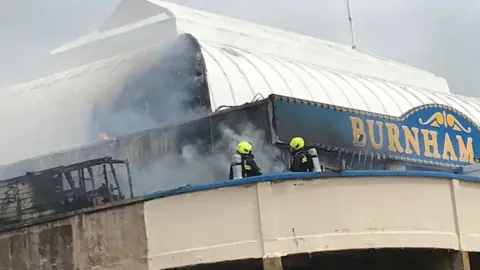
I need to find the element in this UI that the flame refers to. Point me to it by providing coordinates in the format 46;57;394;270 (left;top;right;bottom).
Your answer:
99;132;110;140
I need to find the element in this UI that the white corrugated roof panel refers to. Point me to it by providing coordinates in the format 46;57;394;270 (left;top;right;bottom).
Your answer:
50;0;450;94
145;0;450;93
199;40;480;125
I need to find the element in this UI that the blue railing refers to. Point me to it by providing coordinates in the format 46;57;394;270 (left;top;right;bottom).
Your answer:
143;170;480;200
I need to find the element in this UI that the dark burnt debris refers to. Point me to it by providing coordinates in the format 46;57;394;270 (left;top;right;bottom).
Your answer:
0;156;133;229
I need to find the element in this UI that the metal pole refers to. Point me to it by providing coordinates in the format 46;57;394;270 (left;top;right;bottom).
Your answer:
346;0;357;49
87;167;95;191
126;160;134;198
102;163;111;202
109;163;123;198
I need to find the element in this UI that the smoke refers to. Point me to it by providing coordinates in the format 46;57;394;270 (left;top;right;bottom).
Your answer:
90;34;208;140
0;27;289;200
131;123;286;196
82;33;285;196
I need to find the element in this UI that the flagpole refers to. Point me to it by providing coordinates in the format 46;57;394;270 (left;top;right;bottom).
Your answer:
346;0;357;49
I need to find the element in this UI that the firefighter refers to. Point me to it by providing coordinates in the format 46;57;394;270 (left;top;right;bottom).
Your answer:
229;141;263;179
289;136;314;172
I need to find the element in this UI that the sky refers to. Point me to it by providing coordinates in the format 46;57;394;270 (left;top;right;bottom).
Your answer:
0;0;478;97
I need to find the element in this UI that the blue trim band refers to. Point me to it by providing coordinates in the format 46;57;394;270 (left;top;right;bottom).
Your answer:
142;170;480;200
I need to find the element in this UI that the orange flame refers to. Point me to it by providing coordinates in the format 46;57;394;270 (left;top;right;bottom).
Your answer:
99;132;110;140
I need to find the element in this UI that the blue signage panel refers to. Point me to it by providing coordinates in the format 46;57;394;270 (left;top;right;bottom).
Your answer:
273;98;479;167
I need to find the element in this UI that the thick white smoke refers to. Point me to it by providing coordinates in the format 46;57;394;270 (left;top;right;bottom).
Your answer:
0;34;287;198
89;36;209;141
130;123;286;195
82;35;290;195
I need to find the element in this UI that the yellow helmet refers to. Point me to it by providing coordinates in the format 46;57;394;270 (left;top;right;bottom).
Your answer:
289;137;305;151
237;141;253;154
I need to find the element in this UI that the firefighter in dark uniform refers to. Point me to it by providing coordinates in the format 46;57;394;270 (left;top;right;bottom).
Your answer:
229;141;263;179
289;136;314;172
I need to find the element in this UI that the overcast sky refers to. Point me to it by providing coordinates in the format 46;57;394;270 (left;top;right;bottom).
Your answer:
1;0;478;97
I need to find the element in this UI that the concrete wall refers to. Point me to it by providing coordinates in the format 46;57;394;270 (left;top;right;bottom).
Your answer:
452;180;480;251
1;173;480;269
143;175;462;269
0;202;148;270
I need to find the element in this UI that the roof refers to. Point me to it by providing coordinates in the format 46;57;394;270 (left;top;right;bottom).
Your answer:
4;156;125;183
201;40;480;123
1;0;479;165
51;0;450;93
1;39;479;166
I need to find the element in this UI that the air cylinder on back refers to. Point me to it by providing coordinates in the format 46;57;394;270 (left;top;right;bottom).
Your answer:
308;148;323;172
231;154;243;179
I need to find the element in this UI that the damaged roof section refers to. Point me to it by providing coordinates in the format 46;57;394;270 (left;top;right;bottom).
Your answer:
0;157;132;230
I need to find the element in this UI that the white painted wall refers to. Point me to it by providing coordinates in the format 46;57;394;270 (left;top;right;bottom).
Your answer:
142;175;476;269
452;180;480;251
2;174;480;269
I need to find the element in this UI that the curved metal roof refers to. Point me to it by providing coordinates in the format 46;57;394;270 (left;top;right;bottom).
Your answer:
158;0;451;94
1;37;479;165
200;40;480;123
52;0;450;94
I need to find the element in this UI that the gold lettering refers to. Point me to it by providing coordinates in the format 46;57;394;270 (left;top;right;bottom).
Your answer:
385;123;403;152
421;129;441;158
402;126;420;155
349;116;366;146
366;120;384;150
457;136;474;163
442;134;457;161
